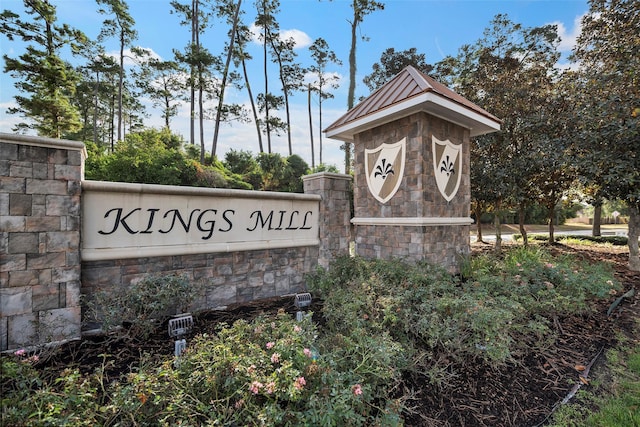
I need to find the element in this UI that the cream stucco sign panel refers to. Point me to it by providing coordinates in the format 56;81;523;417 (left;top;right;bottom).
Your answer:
82;182;320;261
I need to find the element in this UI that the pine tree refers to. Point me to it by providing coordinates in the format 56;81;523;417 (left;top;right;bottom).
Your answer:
1;0;88;138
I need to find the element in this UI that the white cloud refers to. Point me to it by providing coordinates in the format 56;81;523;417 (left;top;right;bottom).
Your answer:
105;46;163;66
552;14;585;53
249;24;312;50
279;29;312;49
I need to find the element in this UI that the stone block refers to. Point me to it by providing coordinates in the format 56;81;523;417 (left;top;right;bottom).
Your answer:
26;216;60;232
0;286;32;317
54;164;81;181
46;194;79;216
32;283;61;311
65;280;81;308
0;142;18;161
67;150;83;166
8;232;38;254
206;283;237;308
38;306;81;343
27;252;66;270
8;270;39;287
10;161;33;178
48;149;67;165
0;193;8;215
19;145;48;162
33;163;48;179
47;231;79;252
67;180;81;196
26;179;67;196
7;312;37;349
1;216;26;232
9;193;32;216
0;254;26;273
0;316;7;351
52;266;79;284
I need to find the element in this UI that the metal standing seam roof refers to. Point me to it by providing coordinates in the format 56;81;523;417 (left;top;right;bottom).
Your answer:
324;65;501;142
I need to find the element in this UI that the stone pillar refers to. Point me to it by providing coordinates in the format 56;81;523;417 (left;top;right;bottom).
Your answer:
351;113;471;273
1;133;86;351
303;172;352;268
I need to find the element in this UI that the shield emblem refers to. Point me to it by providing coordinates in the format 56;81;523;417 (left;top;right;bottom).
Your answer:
432;136;462;202
365;138;406;204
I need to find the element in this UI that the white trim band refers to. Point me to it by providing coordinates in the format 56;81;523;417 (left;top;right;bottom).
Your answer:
351;217;473;226
82;238;320;261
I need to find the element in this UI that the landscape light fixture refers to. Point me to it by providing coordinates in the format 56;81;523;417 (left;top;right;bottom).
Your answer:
294;293;312;321
168;314;193;359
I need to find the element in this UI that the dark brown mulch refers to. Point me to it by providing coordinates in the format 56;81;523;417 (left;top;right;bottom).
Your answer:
27;244;640;426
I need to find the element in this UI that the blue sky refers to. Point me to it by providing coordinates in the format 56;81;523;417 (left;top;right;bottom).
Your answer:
0;0;588;169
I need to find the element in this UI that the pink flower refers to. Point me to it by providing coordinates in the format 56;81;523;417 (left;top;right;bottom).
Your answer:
294;377;306;390
293;325;302;333
352;384;363;396
545;263;554;268
14;349;26;357
271;352;281;364
235;399;245;409
249;381;263;394
303;348;312;358
266;341;275;349
266;381;276;394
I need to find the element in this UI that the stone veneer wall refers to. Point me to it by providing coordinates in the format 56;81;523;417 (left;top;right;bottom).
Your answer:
1;134;85;351
81;246;318;323
352;112;471;272
302;172;353;268
1;133;353;350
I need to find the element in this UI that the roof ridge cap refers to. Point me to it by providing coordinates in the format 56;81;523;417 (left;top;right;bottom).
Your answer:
404;65;434;91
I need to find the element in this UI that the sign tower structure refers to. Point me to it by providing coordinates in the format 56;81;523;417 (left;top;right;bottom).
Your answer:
326;66;501;272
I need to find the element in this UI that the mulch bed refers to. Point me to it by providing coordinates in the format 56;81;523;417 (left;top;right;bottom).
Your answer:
31;243;640;426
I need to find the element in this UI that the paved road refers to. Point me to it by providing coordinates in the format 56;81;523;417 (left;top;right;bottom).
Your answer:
471;228;630;243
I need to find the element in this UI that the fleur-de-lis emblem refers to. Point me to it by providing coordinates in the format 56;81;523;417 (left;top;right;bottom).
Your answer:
440;155;455;177
374;158;395;179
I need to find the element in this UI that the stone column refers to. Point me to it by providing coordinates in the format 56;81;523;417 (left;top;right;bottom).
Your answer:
303;172;352;268
351;113;471;273
1;134;86;351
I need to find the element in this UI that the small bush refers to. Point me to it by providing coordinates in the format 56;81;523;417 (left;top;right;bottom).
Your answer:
87;274;198;339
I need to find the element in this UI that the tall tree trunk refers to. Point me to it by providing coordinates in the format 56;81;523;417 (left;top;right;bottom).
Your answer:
319;80;323;165
93;71;99;145
592;200;602;236
241;55;263;153
194;2;205;163
189;0;196;146
548;205;555;244
473;203;484;243
518;202;528;247
345;11;357;173
262;0;271;153
212;0;242;159
308;83;315;168
494;211;502;253
628;203;640;271
117;32;124;142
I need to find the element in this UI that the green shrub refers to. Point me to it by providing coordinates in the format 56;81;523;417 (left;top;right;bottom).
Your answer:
97;311;402;426
512;233;628;245
1;353;101;426
87;274;198;339
308;249;619;368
